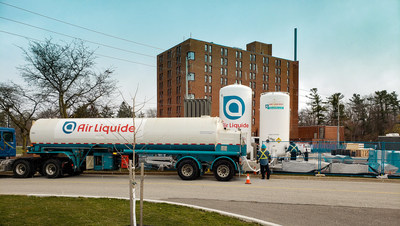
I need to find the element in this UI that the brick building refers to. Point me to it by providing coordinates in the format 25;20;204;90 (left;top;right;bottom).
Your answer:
297;126;345;142
157;38;299;139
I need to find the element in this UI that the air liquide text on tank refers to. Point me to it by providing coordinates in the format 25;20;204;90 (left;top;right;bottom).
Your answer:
219;84;252;159
259;92;290;159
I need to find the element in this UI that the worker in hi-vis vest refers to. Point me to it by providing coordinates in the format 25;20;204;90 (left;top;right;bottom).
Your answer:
288;142;299;160
257;142;271;180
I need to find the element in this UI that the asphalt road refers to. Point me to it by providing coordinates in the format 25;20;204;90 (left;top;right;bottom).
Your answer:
1;173;399;226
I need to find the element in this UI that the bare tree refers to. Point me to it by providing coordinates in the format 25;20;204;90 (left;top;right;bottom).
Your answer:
0;83;42;151
18;39;117;118
145;108;157;118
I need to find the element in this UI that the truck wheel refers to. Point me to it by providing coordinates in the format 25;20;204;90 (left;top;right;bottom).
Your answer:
13;159;34;178
177;159;199;180
213;159;235;181
43;159;63;178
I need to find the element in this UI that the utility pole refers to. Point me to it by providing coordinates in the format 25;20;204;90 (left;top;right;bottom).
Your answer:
337;95;340;149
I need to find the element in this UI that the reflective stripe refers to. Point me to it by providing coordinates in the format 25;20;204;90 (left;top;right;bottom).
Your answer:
259;150;269;159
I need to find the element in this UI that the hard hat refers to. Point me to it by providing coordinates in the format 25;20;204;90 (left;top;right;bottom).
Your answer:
261;144;267;149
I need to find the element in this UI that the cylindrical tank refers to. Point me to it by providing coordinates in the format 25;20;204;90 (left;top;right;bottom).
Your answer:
259;92;290;157
219;84;252;157
30;117;235;147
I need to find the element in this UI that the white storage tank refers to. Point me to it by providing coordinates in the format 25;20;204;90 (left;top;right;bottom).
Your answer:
259;92;290;158
219;84;252;157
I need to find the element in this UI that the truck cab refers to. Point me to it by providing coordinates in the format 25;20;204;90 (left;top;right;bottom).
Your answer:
0;127;16;159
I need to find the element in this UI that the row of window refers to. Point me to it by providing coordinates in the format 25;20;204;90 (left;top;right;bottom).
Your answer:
204;44;212;53
221;58;228;66
221;48;228;56
204;85;212;93
236;61;242;68
220;68;227;76
250;54;256;61
205;54;212;63
249;63;256;71
205;75;212;83
236;51;242;59
204;65;212;73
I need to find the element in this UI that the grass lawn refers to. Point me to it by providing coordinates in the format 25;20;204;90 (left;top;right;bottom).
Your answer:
0;195;259;226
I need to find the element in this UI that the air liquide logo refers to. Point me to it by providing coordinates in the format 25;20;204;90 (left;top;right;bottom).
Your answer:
223;96;245;120
62;121;77;134
265;103;284;110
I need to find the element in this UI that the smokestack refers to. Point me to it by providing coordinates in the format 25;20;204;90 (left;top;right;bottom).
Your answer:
294;28;297;61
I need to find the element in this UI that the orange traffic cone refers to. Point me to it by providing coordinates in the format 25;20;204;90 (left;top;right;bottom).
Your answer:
245;174;251;184
253;167;257;175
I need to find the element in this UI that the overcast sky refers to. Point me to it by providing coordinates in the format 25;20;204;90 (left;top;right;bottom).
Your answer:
0;0;399;111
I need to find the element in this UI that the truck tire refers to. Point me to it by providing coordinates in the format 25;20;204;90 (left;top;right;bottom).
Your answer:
13;159;34;178
43;159;63;178
177;159;199;180
213;159;235;181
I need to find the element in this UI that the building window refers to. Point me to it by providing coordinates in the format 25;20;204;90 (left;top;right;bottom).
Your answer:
236;51;238;58
209;76;212;83
239;71;242;78
224;48;228;56
239;52;242;59
235;70;238;77
209;55;212;63
205;85;208;93
252;109;255;116
221;77;223;85
167;61;171;68
224;78;227;85
187;73;195;81
224;58;227;66
205;75;208;83
252;118;255;125
224;68;227;75
209;45;212;53
221;48;224;56
205;44;208;52
252;100;255;107
205;54;208;63
236;60;238;68
220;68;223;75
187;51;195;60
287;62;290;68
287;70;289;76
239;61;242;68
221;58;224;65
209;86;212;93
205;65;208;72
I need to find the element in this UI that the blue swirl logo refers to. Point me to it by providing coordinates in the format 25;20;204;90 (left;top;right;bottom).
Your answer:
62;121;77;134
223;96;245;120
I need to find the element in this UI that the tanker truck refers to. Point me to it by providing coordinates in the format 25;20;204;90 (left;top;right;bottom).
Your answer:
10;117;246;181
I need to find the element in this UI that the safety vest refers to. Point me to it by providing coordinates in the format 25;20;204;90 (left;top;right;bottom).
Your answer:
259;149;270;159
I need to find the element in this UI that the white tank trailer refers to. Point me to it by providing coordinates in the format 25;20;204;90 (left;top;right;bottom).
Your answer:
259;92;290;161
18;117;246;181
219;84;253;159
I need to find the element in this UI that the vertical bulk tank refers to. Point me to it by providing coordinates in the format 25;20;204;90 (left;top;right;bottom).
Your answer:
259;92;290;158
219;84;252;158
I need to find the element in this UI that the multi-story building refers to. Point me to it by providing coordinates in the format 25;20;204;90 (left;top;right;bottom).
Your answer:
157;38;299;139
